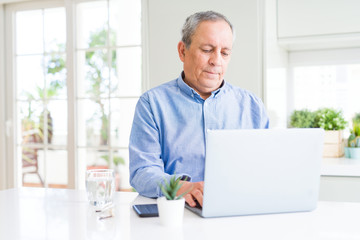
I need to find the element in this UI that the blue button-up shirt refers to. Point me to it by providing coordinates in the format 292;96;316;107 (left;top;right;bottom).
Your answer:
129;73;269;198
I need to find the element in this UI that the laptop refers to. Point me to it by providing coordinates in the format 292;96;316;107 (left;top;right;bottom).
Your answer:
186;128;324;218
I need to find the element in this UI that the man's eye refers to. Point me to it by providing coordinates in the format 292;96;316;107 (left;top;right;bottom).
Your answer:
202;49;211;53
222;52;230;57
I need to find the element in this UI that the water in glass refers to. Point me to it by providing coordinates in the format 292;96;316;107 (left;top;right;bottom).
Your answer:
86;169;115;208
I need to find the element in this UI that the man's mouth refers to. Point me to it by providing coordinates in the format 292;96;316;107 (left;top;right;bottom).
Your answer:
204;71;219;75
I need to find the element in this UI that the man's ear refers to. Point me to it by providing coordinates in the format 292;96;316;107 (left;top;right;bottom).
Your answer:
177;41;186;62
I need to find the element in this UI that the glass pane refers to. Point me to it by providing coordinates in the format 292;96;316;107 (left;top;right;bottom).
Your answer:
15;6;68;190
78;99;110;147
110;47;142;97
294;66;337;110
18;101;44;145
47;149;68;188
76;1;108;48
17;55;45;101
110;98;138;147
113;149;130;190
77;50;109;98
293;64;360;122
47;100;67;145
44;8;66;53
347;65;360;117
16;10;43;55
82;149;110;169
109;0;141;46
20;146;45;187
45;53;67;99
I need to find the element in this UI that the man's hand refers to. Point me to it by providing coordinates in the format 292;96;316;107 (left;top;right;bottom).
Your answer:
177;181;204;207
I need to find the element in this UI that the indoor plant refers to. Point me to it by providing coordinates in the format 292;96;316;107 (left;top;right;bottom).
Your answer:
345;113;360;159
314;108;347;158
290;108;347;157
314;108;347;131
290;109;316;128
157;175;188;227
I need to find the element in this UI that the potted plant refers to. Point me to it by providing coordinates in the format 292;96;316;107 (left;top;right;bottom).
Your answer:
314;108;347;158
289;108;347;158
289;109;316;128
345;113;360;159
157;175;189;227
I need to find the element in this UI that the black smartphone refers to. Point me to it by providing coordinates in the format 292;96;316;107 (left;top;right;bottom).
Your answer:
132;204;159;217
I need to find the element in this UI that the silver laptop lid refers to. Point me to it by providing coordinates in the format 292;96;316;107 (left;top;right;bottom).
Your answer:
202;128;324;218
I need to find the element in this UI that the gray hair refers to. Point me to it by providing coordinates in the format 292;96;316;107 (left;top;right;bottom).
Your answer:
181;11;234;49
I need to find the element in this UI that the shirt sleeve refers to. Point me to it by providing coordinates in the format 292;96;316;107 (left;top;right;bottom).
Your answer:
259;101;270;129
129;95;187;198
249;92;270;129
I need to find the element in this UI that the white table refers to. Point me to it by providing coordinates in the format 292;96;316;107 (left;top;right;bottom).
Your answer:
1;188;360;240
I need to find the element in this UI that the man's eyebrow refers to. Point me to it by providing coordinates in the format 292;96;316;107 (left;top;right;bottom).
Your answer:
200;44;214;48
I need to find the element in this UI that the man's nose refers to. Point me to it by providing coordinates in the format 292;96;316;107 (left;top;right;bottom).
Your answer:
209;51;222;66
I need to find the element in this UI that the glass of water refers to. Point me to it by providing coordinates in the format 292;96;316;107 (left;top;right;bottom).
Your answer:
86;169;115;208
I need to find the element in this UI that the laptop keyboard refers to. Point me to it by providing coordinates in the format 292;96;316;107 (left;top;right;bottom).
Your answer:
185;199;203;217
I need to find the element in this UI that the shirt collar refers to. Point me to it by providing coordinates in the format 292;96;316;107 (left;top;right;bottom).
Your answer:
176;72;228;100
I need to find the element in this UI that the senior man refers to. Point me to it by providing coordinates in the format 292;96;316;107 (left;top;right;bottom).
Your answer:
129;11;269;207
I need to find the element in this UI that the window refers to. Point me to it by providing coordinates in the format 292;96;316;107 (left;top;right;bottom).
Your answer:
5;0;142;190
15;6;68;188
289;49;360;133
292;65;360;118
267;48;360;133
76;0;141;190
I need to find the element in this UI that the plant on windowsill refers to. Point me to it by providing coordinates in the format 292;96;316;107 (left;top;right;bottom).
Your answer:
289;109;316;128
314;108;347;158
313;108;347;131
157;175;189;227
290;108;347;158
345;113;360;159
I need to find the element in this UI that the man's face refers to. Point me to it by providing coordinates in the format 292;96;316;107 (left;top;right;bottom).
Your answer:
178;20;233;99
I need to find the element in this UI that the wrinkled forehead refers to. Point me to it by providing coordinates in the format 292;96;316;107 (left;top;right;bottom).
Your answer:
192;20;234;48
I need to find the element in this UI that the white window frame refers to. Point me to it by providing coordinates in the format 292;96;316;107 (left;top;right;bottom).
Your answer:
0;4;7;190
1;0;148;189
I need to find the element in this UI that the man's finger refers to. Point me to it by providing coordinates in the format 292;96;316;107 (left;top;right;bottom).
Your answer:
196;182;204;194
192;188;203;207
184;193;196;207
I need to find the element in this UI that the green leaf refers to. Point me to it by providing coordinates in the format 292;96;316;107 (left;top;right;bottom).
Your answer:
314;108;347;130
158;175;187;201
290;109;316;128
160;185;173;200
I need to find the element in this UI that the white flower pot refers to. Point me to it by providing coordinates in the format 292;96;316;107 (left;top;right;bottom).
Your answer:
157;197;185;227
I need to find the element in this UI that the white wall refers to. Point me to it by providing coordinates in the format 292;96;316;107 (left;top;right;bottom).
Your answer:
145;0;265;99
